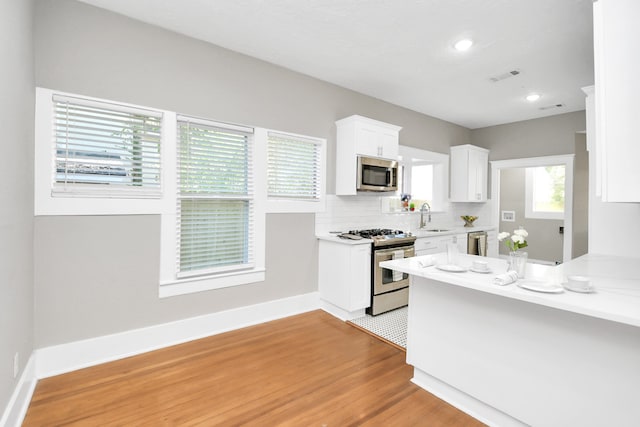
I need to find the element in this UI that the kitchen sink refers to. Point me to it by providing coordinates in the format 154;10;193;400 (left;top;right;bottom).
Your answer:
413;228;451;237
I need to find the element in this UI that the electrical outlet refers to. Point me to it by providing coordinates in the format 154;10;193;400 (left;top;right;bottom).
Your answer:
13;353;19;379
501;210;515;222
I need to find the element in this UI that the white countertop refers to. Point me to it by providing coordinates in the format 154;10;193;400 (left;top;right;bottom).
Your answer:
316;233;373;245
381;253;640;328
411;225;495;238
316;225;496;245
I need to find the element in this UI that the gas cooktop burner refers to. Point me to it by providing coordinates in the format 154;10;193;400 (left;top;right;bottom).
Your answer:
345;229;416;247
349;229;408;238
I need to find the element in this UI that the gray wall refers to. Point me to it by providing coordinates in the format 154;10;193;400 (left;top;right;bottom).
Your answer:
0;0;34;413
33;0;470;347
471;111;586;161
498;168;564;263
471;110;587;262
572;134;589;258
587;135;640;256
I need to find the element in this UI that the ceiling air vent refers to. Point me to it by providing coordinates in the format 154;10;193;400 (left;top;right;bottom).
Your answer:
539;103;565;111
489;69;520;82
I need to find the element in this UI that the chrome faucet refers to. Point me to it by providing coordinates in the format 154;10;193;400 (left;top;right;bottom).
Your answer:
420;202;431;228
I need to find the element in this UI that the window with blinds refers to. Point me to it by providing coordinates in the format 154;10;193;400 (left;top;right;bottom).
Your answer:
267;131;322;200
177;116;254;277
53;94;162;197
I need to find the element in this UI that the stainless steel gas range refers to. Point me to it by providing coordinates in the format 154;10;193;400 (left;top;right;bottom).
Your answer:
341;229;416;316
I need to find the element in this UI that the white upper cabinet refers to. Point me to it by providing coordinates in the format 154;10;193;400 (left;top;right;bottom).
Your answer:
335;115;401;195
450;144;489;202
591;0;640;202
347;116;400;160
336;115;402;160
583;86;600;196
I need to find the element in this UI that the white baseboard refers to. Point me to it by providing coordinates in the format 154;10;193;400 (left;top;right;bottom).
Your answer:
411;368;526;427
3;292;320;426
0;354;37;427
35;291;320;379
319;300;365;321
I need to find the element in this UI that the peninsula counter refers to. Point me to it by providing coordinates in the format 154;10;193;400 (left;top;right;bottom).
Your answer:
381;253;640;427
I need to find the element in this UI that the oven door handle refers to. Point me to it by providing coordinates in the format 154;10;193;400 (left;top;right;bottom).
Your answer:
374;247;415;266
375;246;413;256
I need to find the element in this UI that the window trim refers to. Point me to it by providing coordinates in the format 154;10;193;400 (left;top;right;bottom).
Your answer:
524;166;565;220
407;162;434;200
397;145;449;212
35;89;332;295
158;116;266;297
257;128;326;213
490;154;574;263
36;89;266;295
175;116;256;279
35;87;170;215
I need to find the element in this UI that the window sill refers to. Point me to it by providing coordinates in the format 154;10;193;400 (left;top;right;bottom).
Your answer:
159;269;265;298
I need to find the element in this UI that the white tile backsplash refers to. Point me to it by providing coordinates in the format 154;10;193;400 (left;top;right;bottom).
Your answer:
315;195;395;233
448;202;494;227
315;195;494;234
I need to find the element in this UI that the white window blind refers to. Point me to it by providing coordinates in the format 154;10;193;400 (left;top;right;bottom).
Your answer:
177;116;254;277
267;131;322;200
53;94;162;197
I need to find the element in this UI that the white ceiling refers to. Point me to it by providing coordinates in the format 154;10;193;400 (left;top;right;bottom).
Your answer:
78;0;594;129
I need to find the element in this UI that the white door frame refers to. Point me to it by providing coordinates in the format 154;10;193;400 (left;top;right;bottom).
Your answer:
490;154;575;263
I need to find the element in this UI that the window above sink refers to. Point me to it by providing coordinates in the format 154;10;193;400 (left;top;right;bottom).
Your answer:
382;145;449;213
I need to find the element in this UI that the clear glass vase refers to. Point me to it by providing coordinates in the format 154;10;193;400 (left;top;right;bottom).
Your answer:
508;251;528;278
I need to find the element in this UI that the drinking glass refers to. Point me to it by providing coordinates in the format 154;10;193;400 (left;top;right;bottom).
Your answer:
447;242;458;265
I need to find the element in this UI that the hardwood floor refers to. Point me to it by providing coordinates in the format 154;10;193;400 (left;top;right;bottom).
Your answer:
23;310;484;426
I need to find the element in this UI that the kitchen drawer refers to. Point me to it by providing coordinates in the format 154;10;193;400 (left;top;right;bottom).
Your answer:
415;237;440;253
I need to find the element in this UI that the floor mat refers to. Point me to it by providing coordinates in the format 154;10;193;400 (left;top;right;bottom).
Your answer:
349;307;407;349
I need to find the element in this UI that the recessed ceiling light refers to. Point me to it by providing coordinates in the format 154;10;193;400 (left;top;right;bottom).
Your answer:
526;93;541;102
454;39;473;51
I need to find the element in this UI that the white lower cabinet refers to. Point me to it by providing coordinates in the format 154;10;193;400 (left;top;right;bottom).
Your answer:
318;240;371;319
487;229;498;258
416;234;468;257
415;237;440;256
454;233;467;253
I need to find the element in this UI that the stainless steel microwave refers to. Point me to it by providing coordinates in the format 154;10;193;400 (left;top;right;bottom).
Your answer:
356;156;398;192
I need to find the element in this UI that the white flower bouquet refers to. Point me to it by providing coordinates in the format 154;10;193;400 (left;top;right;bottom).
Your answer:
498;227;528;252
